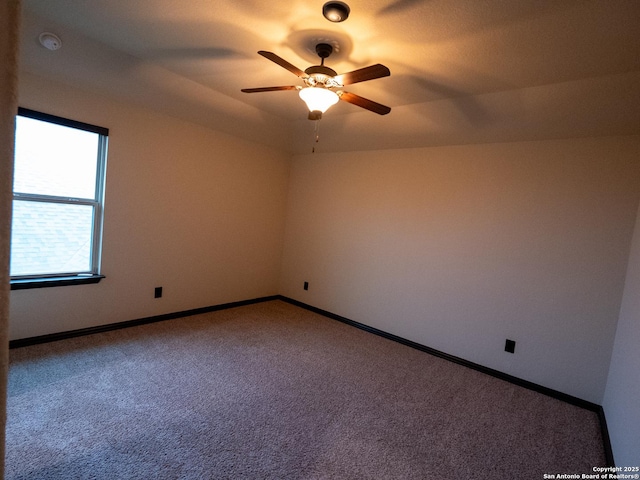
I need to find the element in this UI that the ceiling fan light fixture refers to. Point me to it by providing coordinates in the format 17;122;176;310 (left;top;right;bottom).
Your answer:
322;1;350;22
299;87;339;115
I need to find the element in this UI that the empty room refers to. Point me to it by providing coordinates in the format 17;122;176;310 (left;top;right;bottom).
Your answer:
1;0;639;478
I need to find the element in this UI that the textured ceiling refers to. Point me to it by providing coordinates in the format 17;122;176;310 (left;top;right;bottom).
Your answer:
19;0;640;153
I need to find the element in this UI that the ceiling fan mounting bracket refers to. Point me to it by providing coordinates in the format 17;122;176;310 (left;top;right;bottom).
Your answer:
286;29;351;64
315;43;333;60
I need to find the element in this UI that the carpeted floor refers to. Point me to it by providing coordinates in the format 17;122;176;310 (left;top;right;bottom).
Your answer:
5;300;605;479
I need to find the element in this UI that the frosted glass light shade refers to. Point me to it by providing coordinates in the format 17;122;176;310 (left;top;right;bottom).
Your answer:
299;87;339;114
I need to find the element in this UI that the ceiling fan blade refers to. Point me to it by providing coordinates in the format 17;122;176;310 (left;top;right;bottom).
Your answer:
258;51;307;78
339;91;391;115
241;86;299;93
334;64;390;85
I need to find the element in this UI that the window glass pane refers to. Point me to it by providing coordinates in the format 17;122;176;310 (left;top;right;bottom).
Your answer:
14;116;99;199
10;200;94;276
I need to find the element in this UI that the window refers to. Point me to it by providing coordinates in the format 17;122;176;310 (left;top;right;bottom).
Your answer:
10;108;108;289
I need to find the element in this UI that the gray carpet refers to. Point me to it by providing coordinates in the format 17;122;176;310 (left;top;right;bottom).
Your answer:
5;300;605;479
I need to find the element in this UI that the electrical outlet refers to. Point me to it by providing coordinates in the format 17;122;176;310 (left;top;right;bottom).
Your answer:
505;339;516;353
303;281;309;291
154;287;163;298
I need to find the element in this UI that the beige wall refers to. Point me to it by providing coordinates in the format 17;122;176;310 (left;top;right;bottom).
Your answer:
603;200;640;465
10;72;291;339
10;70;640;411
280;137;640;404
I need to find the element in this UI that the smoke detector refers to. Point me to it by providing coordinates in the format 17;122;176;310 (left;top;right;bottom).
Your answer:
39;32;62;51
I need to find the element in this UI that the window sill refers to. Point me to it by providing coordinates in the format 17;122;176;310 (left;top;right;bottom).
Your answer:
10;274;105;290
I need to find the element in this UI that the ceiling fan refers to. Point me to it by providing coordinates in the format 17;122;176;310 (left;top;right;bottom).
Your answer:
241;43;391;120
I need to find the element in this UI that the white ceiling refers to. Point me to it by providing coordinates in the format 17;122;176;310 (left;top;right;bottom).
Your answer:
19;0;640;154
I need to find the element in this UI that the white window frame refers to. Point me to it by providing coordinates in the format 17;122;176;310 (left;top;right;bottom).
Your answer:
10;108;108;289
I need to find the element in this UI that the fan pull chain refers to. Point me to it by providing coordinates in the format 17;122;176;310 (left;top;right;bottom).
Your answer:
312;119;321;153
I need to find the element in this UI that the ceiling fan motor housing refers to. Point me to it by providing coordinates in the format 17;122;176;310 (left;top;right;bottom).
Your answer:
304;43;340;87
305;65;338;85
